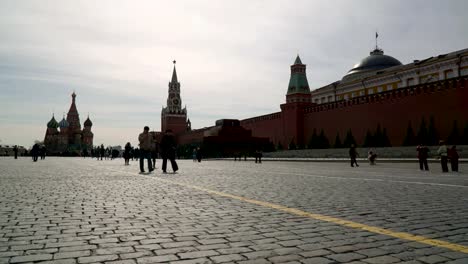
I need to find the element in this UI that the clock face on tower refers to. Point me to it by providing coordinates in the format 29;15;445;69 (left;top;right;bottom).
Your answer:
172;98;179;105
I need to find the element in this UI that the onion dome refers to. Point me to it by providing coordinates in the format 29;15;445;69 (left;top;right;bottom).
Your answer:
84;116;93;127
47;115;59;128
342;48;402;82
59;117;69;128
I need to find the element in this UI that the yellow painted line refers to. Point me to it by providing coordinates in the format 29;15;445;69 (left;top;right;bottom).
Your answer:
108;168;468;254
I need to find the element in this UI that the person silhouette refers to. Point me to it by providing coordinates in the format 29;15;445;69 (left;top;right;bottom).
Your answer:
160;129;178;173
138;126;154;173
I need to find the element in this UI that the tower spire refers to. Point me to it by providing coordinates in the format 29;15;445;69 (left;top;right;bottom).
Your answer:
171;60;178;83
375;31;379;50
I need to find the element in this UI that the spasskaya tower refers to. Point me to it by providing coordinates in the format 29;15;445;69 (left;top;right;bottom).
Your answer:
161;60;190;135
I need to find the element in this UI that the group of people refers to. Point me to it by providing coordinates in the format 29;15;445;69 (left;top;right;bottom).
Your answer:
138;126;178;174
350;146;377;167
192;147;202;162
30;143;46;162
417;141;459;172
349;141;460;172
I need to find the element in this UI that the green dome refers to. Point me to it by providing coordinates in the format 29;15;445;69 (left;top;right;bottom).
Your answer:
47;116;59;128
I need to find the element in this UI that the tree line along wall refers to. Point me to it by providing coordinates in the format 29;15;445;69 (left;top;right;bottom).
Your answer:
303;78;468;147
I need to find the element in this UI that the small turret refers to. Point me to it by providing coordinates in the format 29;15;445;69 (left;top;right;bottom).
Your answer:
84;116;93;127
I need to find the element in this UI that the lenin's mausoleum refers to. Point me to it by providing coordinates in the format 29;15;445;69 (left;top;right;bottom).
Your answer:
161;45;468;152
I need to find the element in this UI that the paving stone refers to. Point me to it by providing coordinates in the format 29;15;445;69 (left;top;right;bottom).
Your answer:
299;249;332;258
136;254;179;264
119;251;153;259
210;253;245;263
299;257;334;264
170;258;212;264
10;253;53;263
161;241;200;249
362;255;401;263
40;259;77;264
105;260;137;264
268;254;302;263
445;259;468;264
237;259;271;264
243;250;276;260
417;255;451;264
95;247;135;255
77;254;119;264
178;250;220;259
328;253;366;263
54;250;91;259
356;248;388;257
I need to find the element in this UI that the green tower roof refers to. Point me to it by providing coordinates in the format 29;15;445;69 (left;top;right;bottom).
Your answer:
287;55;310;95
294;55;302;65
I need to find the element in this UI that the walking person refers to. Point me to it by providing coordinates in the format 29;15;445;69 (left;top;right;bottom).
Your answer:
368;149;377;165
138;126;154;173
31;143;40;162
416;144;430;171
448;145;459;172
349;144;359;167
99;144;105;160
196;147;202;162
40;145;46;160
13;145;18;159
192;148;197;162
437;140;449;173
160;129;178;173
124;142;132;165
255;150;262;163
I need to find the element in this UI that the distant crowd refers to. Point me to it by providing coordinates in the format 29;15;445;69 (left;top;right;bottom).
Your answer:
7;131;462;174
349;140;459;173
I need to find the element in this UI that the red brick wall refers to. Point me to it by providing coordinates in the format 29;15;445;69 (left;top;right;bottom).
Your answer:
239;78;468;148
241;112;283;146
303;79;468;146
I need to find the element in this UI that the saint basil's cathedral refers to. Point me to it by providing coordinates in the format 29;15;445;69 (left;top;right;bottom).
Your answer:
44;92;94;155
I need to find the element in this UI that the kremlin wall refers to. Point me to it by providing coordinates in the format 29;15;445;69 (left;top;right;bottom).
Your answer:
164;45;468;154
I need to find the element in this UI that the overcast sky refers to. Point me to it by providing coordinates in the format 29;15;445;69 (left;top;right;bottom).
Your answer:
1;0;467;148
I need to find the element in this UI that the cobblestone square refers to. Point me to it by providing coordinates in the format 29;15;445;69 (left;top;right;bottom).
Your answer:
1;157;468;263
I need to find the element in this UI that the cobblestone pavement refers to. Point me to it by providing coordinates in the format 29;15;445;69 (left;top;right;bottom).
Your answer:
1;157;468;264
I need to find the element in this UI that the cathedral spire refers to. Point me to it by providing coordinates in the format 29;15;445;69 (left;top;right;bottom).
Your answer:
67;91;81;131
